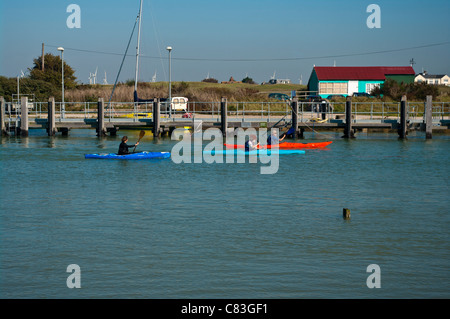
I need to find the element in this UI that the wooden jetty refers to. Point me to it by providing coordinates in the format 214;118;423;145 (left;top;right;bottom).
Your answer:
1;95;449;139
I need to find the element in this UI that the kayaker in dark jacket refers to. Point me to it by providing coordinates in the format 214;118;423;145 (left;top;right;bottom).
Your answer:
118;136;139;155
245;135;259;152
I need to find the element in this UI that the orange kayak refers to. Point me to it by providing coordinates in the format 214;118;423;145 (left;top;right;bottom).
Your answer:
224;141;332;149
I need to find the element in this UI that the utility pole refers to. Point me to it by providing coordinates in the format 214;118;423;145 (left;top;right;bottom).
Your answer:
42;43;45;71
134;0;143;92
58;47;65;118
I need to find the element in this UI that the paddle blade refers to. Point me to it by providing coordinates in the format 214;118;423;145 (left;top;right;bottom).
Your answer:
133;131;145;152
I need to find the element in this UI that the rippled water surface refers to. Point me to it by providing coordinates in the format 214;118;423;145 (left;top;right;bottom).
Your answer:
1;130;449;298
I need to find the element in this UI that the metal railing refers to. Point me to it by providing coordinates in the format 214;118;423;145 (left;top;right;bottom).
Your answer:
4;101;450;124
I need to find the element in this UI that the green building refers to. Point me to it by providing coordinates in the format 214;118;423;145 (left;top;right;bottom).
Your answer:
307;66;415;98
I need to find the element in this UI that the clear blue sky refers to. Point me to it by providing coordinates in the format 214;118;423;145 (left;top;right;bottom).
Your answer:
1;0;449;85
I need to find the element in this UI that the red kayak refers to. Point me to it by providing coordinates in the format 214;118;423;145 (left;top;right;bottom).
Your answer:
224;141;332;150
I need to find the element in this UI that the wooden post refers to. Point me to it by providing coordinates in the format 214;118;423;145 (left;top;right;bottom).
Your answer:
299;128;305;139
220;97;228;137
320;101;327;120
153;98;160;137
291;98;299;138
343;97;354;138
399;95;407;139
108;127;118;136
425;95;432;139
97;98;106;137
20;96;29;137
343;208;351;220
60;128;69;136
47;97;56;136
168;126;176;138
0;96;6;136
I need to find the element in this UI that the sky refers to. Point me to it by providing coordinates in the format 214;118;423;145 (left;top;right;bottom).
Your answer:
1;0;449;85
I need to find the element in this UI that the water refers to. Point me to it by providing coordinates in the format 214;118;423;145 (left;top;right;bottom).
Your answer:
1;129;449;299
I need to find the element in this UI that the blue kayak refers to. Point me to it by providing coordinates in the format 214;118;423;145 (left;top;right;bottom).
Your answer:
203;149;305;155
85;151;170;160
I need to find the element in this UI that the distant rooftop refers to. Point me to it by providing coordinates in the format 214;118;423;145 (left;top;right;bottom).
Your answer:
416;73;448;79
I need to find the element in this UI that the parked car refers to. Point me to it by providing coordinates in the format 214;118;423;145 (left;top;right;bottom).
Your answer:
326;94;346;99
352;92;372;97
300;95;333;113
305;95;323;102
268;93;290;101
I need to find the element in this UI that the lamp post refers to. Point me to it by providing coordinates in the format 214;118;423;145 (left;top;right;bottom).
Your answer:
166;46;172;116
57;47;65;118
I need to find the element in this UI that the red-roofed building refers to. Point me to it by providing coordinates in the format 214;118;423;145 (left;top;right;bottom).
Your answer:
307;66;415;98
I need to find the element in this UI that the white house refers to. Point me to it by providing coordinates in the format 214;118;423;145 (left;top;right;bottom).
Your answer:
415;72;450;86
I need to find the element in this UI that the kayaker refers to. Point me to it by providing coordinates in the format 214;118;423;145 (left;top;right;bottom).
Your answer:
245;135;259;152
267;129;285;145
118;136;139;155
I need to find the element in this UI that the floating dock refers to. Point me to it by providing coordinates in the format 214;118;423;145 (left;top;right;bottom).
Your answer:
1;96;449;139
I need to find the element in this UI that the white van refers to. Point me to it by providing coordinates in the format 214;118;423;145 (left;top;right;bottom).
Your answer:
171;97;188;111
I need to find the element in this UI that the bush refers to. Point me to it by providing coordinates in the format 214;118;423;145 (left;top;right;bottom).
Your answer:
373;79;439;100
202;78;218;83
242;76;256;84
0;76;59;102
172;81;189;94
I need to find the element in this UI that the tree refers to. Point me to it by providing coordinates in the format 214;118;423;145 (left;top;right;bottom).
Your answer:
242;76;256;84
372;79;439;100
202;77;218;83
0;76;59;102
0;76;17;101
28;53;77;90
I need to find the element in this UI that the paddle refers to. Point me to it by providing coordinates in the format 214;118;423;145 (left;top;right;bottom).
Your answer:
133;130;145;153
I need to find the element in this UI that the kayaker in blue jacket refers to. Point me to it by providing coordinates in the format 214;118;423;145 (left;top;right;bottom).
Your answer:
267;129;285;145
245;135;259;152
118;136;139;155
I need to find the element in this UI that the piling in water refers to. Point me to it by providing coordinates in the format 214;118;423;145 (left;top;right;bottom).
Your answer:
425;95;433;139
47;97;56;136
291;98;299;139
343;208;351;220
153;98;160;137
343;97;354;138
398;95;407;139
220;97;227;137
0;96;7;136
97;98;106;137
20;97;29;137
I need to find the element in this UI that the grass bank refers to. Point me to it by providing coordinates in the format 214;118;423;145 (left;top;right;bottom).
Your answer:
65;81;450;104
65;82;307;103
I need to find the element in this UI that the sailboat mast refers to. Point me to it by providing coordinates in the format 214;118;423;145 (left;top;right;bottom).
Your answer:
134;0;143;92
